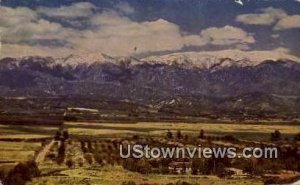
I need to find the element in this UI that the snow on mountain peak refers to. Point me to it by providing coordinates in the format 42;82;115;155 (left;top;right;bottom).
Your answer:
55;52;116;67
142;50;300;69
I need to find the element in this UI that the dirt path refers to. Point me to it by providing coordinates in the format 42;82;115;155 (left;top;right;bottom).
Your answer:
35;139;56;164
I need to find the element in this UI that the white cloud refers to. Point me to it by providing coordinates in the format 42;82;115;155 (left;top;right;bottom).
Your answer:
75;11;198;56
274;15;300;30
200;26;255;45
236;7;300;31
65;11;254;56
0;3;255;58
0;43;75;58
183;35;209;47
0;6;37;27
0;5;80;47
115;2;135;15
236;7;287;25
37;2;95;18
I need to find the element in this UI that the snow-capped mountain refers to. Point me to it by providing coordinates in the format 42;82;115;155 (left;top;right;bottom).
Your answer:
0;50;300;114
142;50;300;69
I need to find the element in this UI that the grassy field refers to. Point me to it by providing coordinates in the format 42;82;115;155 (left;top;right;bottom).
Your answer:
0;124;57;168
0;124;58;139
65;121;299;141
0;141;41;163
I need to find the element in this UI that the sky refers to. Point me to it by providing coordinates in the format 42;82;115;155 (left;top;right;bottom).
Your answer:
0;0;300;58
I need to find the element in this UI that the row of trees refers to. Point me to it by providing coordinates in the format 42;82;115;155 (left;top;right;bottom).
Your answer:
166;129;300;142
54;130;69;141
166;130;204;140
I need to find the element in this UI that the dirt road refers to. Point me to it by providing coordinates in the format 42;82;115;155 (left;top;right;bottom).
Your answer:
35;139;56;164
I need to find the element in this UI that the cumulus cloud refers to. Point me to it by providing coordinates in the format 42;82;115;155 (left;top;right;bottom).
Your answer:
0;6;75;45
200;26;255;45
236;7;300;31
0;3;255;58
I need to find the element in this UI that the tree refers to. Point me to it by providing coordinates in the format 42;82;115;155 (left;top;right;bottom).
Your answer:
184;134;188;141
271;130;281;141
87;141;93;152
121;181;136;185
63;130;69;140
136;159;152;174
57;142;66;165
166;130;173;139
84;153;93;165
176;130;183;140
199;129;204;139
66;159;74;168
191;158;203;175
78;157;84;167
158;165;169;174
54;131;61;140
5;160;40;185
215;162;226;178
294;133;300;141
181;162;186;174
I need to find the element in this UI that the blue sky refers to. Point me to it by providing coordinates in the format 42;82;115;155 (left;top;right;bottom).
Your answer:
1;0;300;58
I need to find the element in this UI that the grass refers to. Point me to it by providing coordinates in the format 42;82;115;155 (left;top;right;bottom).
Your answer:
0;141;41;162
65;121;298;141
68;128;139;137
0;124;58;139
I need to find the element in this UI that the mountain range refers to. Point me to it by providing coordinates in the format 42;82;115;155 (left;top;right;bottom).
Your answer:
1;50;300;118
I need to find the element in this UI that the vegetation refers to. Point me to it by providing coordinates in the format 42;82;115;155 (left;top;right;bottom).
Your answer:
5;160;40;185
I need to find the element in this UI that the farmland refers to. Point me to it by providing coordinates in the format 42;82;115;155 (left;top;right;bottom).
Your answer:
65;121;298;141
0;121;299;185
